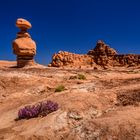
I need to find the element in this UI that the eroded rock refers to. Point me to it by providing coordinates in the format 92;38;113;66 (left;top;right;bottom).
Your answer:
88;40;140;67
16;18;32;30
49;51;97;68
12;18;36;68
50;40;140;68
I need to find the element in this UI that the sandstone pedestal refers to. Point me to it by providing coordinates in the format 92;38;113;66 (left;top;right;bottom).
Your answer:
17;56;35;68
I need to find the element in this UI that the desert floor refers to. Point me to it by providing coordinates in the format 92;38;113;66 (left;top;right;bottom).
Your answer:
0;61;140;140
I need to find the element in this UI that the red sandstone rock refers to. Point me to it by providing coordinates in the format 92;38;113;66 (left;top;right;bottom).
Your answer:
13;38;36;56
16;31;31;38
87;40;118;66
50;40;139;68
12;18;36;68
88;40;139;67
16;18;32;30
49;51;96;68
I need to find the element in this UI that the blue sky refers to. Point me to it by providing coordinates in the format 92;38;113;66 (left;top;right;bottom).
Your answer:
0;0;140;64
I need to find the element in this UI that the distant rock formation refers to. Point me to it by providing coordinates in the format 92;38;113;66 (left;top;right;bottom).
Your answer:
49;40;140;68
88;40;118;66
12;18;36;67
49;51;97;68
88;40;140;67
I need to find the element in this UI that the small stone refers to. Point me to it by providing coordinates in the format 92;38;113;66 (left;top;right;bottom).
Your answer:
68;111;83;120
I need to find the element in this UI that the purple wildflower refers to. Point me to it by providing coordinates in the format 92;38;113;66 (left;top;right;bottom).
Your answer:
17;100;58;120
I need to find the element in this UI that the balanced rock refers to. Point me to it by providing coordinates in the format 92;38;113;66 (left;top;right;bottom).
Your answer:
16;18;32;30
12;18;36;67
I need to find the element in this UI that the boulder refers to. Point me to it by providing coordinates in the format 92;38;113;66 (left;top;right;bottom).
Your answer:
13;38;36;56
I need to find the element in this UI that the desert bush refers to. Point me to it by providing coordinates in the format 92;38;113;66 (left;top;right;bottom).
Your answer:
69;74;86;80
69;75;77;80
55;85;65;92
117;90;140;106
18;100;58;120
77;74;86;80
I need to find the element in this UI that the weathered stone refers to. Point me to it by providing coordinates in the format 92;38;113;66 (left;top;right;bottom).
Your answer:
16;31;31;38
50;51;97;68
50;40;140;68
12;18;36;68
13;38;36;56
16;18;32;30
88;40;139;67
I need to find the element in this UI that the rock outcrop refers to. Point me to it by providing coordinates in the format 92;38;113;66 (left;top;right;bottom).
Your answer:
12;18;36;68
88;40;140;67
88;40;118;66
49;51;97;68
50;40;140;68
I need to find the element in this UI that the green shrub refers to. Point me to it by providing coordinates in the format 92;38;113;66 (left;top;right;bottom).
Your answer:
69;74;86;80
69;76;77;80
55;85;65;92
77;74;86;80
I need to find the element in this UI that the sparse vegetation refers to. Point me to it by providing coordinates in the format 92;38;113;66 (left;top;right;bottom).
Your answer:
77;74;86;80
117;90;140;106
69;74;86;80
69;75;77;80
127;70;140;74
55;85;65;92
17;100;58;120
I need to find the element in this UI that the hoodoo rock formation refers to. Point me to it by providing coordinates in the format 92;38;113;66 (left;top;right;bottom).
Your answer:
49;51;97;68
88;40;140;67
88;40;118;66
12;18;36;67
50;40;140;68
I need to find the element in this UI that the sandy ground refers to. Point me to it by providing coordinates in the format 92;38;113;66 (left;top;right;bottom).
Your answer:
0;61;140;140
